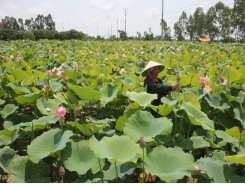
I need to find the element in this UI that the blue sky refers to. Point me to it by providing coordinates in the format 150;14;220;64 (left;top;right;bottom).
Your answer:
0;0;234;38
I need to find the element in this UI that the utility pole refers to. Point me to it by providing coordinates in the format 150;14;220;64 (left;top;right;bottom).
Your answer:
161;0;164;40
124;9;127;35
97;26;98;37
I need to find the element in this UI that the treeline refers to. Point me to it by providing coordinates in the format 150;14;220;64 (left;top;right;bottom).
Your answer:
0;14;92;41
172;1;245;42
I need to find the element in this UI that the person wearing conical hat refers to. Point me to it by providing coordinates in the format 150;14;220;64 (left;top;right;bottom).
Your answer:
142;60;180;117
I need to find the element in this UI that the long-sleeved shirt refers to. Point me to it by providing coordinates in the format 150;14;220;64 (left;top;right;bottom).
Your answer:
144;75;172;106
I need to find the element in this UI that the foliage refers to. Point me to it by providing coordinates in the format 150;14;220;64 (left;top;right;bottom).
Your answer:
0;39;245;183
23;32;35;41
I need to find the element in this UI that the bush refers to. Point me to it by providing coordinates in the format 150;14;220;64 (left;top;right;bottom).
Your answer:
23;31;35;41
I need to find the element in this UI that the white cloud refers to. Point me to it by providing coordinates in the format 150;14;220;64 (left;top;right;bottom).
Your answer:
7;2;19;11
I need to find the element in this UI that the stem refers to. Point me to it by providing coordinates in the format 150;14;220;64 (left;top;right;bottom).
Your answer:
142;148;145;183
114;162;118;183
185;124;191;149
239;132;241;150
98;158;104;183
31;121;34;141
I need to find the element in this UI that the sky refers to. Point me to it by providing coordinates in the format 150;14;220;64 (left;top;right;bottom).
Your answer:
0;0;234;38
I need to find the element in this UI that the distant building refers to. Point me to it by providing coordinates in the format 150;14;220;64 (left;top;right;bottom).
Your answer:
109;35;116;39
0;22;6;29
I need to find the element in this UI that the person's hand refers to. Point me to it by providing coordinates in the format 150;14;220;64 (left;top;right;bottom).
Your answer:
172;84;180;91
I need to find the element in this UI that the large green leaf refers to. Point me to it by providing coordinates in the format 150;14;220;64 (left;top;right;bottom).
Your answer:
224;149;245;165
89;135;141;164
69;84;101;100
181;101;214;131
180;136;210;149
103;162;135;181
115;108;135;132
61;140;104;175
196;157;244;182
150;97;177;116
15;92;41;106
0;104;18;119
226;126;245;142
144;146;194;182
36;97;61;115
21;75;37;86
27;128;73;163
6;82;30;94
222;66;242;82
99;84;119;107
124;110;172;142
0;146;19;173
49;78;63;92
8;156;50;183
215;130;239;148
125;91;157;108
205;92;230;112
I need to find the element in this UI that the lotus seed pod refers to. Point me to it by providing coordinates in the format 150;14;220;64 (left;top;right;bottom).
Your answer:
220;76;225;83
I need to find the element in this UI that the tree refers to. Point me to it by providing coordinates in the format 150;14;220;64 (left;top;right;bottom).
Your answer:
1;16;19;30
136;31;141;40
205;6;219;40
187;15;195;40
25;18;35;31
45;14;55;30
118;30;127;40
160;19;171;40
193;7;206;38
174;11;188;41
232;0;245;41
215;2;233;41
34;14;45;30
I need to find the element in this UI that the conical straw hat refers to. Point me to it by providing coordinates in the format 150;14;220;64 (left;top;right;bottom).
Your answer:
141;61;165;77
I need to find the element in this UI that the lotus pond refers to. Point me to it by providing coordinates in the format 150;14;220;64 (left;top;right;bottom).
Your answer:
0;39;245;183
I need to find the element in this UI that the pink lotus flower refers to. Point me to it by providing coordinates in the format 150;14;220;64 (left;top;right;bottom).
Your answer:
10;55;14;59
74;63;79;69
56;106;66;117
194;165;201;174
139;137;146;148
56;70;65;77
119;68;126;75
17;56;22;62
89;63;93;68
177;74;181;82
46;70;52;75
122;54;126;58
199;76;207;84
203;85;212;94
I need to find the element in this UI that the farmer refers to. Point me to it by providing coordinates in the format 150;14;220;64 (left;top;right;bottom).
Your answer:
142;60;180;117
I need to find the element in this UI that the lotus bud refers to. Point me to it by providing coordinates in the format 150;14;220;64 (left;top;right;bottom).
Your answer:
89;125;94;133
217;65;220;70
177;74;181;82
45;84;50;90
242;87;245;92
59;165;65;177
139;137;146;148
74;107;79;116
220;76;225;83
193;165;201;174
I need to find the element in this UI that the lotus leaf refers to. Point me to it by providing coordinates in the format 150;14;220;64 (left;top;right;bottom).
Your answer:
27;128;73;163
15;92;41;106
181;101;214;131
103;162;135;181
99;83;119;107
196;157;245;182
36;97;61;115
61;140;104;175
126;91;157;108
7;156;50;183
144;146;194;182
69;84;101;100
124;110;172;142
0;104;18;119
0;146;19;173
89;135;141;164
6;82;30;94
